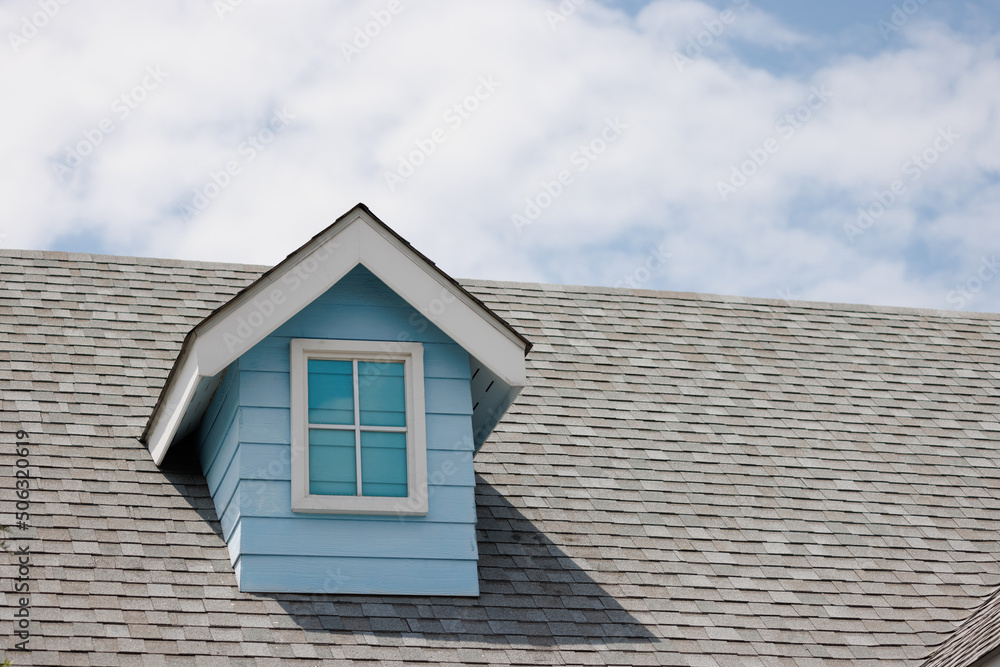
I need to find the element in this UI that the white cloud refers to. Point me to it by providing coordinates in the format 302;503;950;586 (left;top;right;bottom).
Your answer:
1;0;998;312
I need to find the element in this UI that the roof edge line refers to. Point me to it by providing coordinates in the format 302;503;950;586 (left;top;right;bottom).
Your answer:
142;203;531;464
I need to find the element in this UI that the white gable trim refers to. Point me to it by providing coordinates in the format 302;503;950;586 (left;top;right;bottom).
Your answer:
146;347;203;465
145;205;528;465
357;221;527;386
196;219;363;378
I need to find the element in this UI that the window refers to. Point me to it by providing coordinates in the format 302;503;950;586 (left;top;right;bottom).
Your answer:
290;339;427;514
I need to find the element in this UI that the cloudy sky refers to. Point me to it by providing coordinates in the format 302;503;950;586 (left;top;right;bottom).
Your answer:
2;1;999;312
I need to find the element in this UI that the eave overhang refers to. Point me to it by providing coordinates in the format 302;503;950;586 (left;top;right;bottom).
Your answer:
142;203;531;465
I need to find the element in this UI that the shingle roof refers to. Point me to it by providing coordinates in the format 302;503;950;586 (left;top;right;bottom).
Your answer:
922;586;1000;667
2;249;1000;666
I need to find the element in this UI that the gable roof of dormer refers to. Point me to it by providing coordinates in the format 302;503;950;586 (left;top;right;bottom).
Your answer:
141;203;531;464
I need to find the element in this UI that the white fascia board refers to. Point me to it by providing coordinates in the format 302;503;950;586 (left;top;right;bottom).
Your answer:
194;219;363;377
358;221;527;387
147;346;202;465
147;208;527;465
147;217;363;464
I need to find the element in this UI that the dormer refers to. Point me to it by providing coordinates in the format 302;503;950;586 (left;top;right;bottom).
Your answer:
142;204;530;595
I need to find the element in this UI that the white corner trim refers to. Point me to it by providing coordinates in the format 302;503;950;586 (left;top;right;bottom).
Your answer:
289;338;428;515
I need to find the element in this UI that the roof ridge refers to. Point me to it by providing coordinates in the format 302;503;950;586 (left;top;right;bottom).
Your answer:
0;247;270;272
460;278;1000;320
2;248;998;320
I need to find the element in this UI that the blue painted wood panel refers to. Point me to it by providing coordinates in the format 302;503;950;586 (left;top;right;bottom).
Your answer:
237;337;288;372
273;306;454;345
198;363;236;452
425;378;473;416
422;343;474;379
236;444;474;488
220;487;241;540
238;555;479;596
221;475;297;540
238;407;289;444
237;339;469;379
239;517;477;559
211;446;242;529
198;362;239;473
239;370;289;409
425;414;475;451
197;360;242;547
205;422;240;497
228;478;477;524
197;265;480;595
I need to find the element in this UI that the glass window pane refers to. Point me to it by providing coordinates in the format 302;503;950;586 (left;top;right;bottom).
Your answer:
358;361;406;427
360;431;407;497
309;429;356;496
308;359;354;425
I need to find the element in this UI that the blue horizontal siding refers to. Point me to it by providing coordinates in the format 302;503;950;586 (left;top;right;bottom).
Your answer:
425;378;473;415
423;343;473;380
273;305;454;345
229;479;477;524
238;340;469;379
222;477;288;540
237;445;474;488
205;423;240;497
212;447;242;531
238;555;479;596
197;264;479;595
425;414;475;451
237;337;288;372
239;517;477;559
426;450;476;486
237;372;471;418
238;407;289;444
239;370;289;408
198;363;236;452
238;443;290;480
220;484;240;539
198;363;239;474
197;361;242;553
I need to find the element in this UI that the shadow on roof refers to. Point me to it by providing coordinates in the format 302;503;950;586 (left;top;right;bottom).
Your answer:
262;477;656;647
158;442;655;646
159;435;226;538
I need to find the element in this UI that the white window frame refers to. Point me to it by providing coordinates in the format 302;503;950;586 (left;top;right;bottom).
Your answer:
290;339;427;515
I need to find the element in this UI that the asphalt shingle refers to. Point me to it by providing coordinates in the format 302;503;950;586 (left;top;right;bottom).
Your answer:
1;250;1000;666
